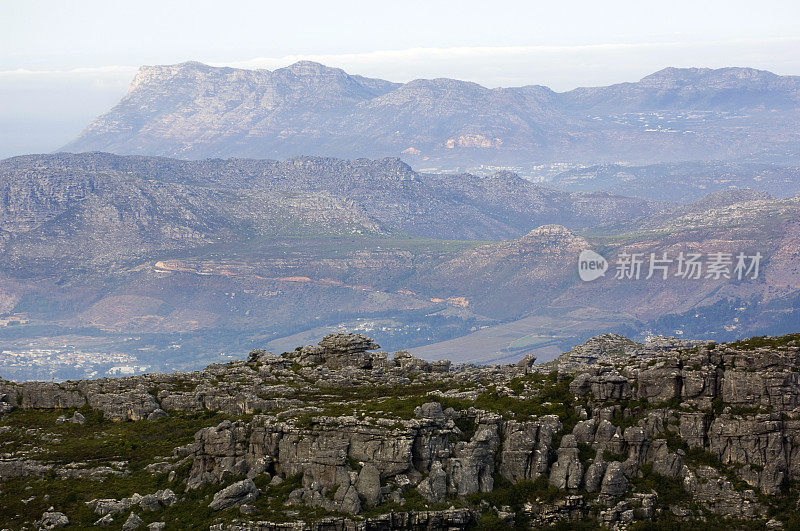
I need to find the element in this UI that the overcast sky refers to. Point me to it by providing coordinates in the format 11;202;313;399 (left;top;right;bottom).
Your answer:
2;0;800;157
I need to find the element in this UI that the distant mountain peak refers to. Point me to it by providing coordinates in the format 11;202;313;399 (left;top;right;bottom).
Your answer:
64;62;800;165
639;65;782;87
284;60;334;70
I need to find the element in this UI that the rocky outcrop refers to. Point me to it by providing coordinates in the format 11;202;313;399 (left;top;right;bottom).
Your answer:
210;479;260;510
549;435;583;489
5;333;800;529
185;410;500;515
35;510;69;529
210;508;474;531
87;490;177;517
498;417;559;482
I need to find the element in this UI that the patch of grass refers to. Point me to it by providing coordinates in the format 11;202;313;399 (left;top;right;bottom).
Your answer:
467;475;561;510
507;377;525;395
473;373;580;424
0;406;237;529
603;450;627;462
454;416;477;442
726;333;800;351
662;429;689;454
472;511;512;530
632;463;685;508
0;406;227;470
684;447;751;492
577;442;595;467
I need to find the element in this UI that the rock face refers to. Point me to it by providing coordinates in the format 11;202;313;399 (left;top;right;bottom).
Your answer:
549;435;583;489
209;479;260;510
4;332;800;529
288;333;381;369
35;511;69;529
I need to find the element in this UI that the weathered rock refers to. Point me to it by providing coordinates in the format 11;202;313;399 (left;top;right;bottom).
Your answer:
209;479;260;510
35;510;69;529
122;512;143;530
415;402;444;420
8;332;800;528
549;434;583;489
87;498;133;517
516;353;537;374
147;408;168;421
418;461;448;503
499;418;558;482
20;382;85;409
600;462;629;496
138;494;161;512
355;463;382;508
94;513;114;526
570;368;631;401
294;333;381;369
448;421;501;496
584;452;606;493
87;389;159;421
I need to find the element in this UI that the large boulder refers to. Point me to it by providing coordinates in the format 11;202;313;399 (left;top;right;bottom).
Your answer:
87;388;160;421
293;333;380;369
600;462;629;496
19;382;85;409
356;464;382;508
549;434;583;489
499;417;560;482
418;461;448;503
35;510;69;529
209;479;260;510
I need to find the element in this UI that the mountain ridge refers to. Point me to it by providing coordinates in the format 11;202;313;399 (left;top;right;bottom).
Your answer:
1;152;798;380
62;62;800;166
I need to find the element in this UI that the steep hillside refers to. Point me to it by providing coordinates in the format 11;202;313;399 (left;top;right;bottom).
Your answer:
0;152;664;258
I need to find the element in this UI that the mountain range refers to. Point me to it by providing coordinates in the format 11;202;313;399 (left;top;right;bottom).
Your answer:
62;61;800;168
1;152;799;380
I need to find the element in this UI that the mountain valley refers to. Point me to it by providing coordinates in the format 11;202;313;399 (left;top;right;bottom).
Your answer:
1;153;798;380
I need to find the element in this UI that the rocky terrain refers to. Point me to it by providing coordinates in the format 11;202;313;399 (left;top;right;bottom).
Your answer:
62;62;800;168
3;332;800;529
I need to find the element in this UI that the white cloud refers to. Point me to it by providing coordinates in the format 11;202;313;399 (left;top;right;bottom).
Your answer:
212;38;800;89
0;65;138;76
2;38;799;90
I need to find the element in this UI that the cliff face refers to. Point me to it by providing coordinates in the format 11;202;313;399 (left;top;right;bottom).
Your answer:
2;332;800;529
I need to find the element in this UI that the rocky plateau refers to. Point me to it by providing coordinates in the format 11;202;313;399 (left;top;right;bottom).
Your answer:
3;332;800;529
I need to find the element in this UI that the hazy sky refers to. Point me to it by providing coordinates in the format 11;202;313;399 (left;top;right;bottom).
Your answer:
2;0;800;157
